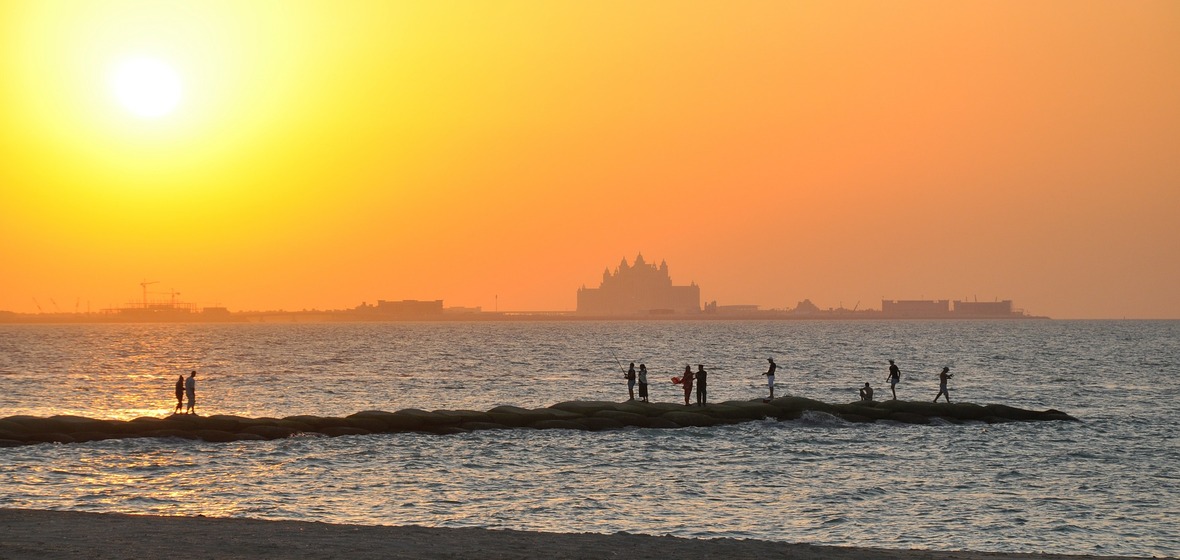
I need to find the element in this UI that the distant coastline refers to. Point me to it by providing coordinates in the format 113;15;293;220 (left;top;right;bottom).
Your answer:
0;306;1049;324
1;254;1048;323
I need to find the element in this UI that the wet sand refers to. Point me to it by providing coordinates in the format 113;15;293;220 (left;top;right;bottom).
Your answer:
0;509;1157;560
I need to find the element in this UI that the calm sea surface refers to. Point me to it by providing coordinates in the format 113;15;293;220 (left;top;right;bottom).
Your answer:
0;321;1177;557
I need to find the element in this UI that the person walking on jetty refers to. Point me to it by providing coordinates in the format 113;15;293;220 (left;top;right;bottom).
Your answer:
887;359;901;400
763;358;778;401
860;382;874;402
637;364;649;402
173;375;185;413
677;364;694;406
695;364;709;406
933;367;952;403
185;370;197;414
625;363;637;401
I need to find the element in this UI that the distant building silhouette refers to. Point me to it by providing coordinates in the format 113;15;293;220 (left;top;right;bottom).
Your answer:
355;299;444;318
952;300;1016;317
577;254;700;316
793;299;821;315
881;299;1020;318
882;299;951;318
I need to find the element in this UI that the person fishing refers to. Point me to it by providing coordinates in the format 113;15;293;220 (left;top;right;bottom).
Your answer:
625;363;637;401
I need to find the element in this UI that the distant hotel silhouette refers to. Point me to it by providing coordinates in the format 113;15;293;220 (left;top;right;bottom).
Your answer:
577;254;701;316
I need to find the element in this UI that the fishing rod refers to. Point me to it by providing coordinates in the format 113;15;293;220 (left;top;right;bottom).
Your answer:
608;350;628;376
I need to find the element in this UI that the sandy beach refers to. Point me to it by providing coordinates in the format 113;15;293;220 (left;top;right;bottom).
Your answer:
0;509;1161;560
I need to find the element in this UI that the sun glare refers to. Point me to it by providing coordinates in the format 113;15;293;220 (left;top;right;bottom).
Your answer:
109;57;183;118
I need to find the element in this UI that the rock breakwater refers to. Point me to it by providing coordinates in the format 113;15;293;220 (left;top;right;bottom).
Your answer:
0;398;1078;447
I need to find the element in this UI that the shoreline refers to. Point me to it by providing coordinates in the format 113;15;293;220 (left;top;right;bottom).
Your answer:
0;509;1160;560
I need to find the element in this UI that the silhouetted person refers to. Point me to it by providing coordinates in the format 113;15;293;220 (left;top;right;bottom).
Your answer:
860;382;874;402
679;364;694;406
695;364;708;406
637;364;649;402
625;363;637;401
887;360;901;400
174;375;185;413
763;358;778;400
933;367;952;403
185;370;197;414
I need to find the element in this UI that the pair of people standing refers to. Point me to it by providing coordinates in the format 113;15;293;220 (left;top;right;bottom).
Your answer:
674;364;708;406
624;363;649;402
173;370;197;414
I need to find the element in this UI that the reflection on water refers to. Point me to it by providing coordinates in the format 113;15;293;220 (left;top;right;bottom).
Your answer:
3;418;1176;557
1;321;1178;557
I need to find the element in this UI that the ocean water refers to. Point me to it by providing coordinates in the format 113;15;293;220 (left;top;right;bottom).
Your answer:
0;320;1177;557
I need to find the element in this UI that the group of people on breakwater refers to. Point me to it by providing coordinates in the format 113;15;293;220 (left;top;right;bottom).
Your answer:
169;359;952;417
623;358;956;406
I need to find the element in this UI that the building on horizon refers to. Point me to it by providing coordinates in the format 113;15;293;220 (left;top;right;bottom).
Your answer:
952;299;1017;317
577;254;700;316
881;299;1023;318
354;299;444;318
881;299;952;318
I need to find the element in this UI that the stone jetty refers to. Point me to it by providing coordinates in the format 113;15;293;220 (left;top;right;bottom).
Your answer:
0;397;1078;447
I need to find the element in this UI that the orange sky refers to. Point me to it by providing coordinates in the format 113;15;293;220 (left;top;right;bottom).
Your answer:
2;1;1178;319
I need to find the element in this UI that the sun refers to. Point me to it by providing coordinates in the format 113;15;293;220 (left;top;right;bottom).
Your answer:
109;57;183;118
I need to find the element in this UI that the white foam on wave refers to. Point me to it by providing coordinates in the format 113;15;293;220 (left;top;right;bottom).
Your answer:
796;410;850;427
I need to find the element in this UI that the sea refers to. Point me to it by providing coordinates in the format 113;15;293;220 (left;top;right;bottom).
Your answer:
0;320;1177;557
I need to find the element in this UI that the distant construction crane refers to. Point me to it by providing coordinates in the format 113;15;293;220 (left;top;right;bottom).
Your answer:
140;280;159;308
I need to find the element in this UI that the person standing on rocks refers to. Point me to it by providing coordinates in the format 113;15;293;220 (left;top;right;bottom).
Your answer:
185;370;198;414
637;364;649;403
887;359;901;400
679;364;694;406
695;364;708;406
624;363;637;401
174;375;185;413
763;358;778;401
933;367;952;403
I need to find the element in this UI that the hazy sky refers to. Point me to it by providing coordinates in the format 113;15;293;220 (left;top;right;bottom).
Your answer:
2;1;1178;319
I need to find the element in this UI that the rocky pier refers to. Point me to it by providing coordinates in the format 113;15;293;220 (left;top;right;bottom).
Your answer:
0;397;1078;447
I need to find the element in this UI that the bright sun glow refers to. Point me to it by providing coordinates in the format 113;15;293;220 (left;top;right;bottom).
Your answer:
109;57;183;118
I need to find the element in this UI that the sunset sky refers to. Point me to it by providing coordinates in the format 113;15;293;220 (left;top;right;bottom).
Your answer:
2;1;1177;319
